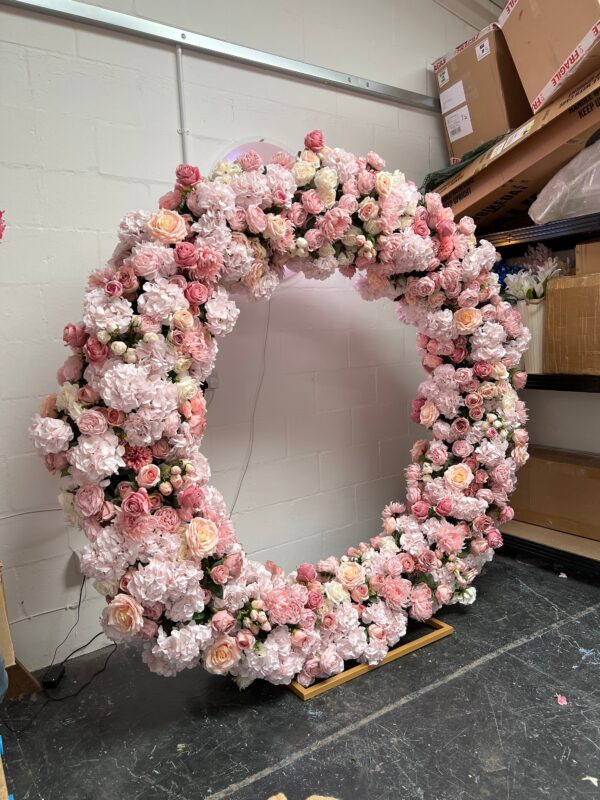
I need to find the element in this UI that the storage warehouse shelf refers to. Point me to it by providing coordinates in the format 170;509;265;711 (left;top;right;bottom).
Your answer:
524;374;600;393
483;213;600;252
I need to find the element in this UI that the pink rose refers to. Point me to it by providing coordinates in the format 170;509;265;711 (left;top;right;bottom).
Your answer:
158;188;184;210
411;501;430;522
513;371;528;390
336;561;365;590
151;438;170;460
236;630;255;650
473;361;493;379
245;205;267;234
297;563;317;583
366;151;386;170
178;483;204;511
105;279;122;298
471;538;490;555
137;463;160;488
211;610;236;634
140;619;159;640
435;498;453;517
301;189;325;215
121;489;150;516
175;163;202;187
304;129;325;152
381;577;412;610
452;439;473;459
106;408;126;427
63;323;87;348
105;594;144;635
174;242;198;268
306;590;323;610
57;354;83;385
223;552;243;579
184;281;209;306
409;583;433;622
203;636;241;675
486;528;503;548
454;307;483;335
77;409;108;435
236;149;263;172
78;385;99;405
435;584;454;604
211;564;229;585
351;584;369;603
398;553;416;573
74;484;105;517
412;219;430;238
85;337;109;363
287;203;308;228
116;265;138;294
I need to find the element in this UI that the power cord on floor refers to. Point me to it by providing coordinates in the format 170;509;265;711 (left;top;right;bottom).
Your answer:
1;638;116;736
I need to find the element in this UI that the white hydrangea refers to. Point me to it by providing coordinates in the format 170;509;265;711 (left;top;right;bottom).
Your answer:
29;415;74;454
82;288;134;336
137;278;188;324
205;287;240;336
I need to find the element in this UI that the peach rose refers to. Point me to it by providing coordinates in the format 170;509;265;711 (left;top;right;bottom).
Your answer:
336;561;365;590
137;463;161;488
146;210;187;244
444;463;474;490
419;400;440;428
454;307;483;335
105;593;144;635
203;635;241;675
185;517;219;559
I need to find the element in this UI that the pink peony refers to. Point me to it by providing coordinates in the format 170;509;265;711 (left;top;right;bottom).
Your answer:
304;129;325;152
74;484;105;517
409;583;433;622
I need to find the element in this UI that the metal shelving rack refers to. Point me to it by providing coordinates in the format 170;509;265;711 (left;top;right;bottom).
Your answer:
483;213;600;395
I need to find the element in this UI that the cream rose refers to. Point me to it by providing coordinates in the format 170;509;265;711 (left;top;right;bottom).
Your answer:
185;517;219;559
358;197;379;221
444;463;474;490
203;636;241;675
314;167;338;193
300;148;321;167
146;210;187;244
375;171;392;197
171;309;194;330
454;307;483;335
264;214;287;241
291;160;316;186
105;593;144;635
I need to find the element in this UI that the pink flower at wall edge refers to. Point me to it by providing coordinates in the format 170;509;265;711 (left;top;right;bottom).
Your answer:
29;132;531;687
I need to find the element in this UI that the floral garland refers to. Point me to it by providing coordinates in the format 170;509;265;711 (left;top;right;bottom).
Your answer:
29;130;530;688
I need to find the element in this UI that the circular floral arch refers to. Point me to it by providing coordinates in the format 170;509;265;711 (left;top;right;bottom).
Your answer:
30;131;530;688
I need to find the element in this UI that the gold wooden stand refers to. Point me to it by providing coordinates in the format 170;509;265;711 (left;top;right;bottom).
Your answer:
288;618;454;701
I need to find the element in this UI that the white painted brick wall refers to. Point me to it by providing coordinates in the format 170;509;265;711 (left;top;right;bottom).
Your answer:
0;0;479;669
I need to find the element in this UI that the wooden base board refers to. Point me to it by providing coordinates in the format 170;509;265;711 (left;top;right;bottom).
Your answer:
6;659;41;701
288;618;454;701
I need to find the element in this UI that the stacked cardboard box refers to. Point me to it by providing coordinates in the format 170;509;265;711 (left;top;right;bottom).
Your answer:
500;0;600;114
433;25;530;162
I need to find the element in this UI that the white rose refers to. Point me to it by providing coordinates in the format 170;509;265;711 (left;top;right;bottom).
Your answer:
291;160;316;186
324;580;349;605
300;149;321;167
364;219;382;236
342;225;362;248
454;586;477;605
318;188;336;209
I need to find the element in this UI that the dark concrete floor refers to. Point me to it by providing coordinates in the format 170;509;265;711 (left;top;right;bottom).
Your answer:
2;553;599;800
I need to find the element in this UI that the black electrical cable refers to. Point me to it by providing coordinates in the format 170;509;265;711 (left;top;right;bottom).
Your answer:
1;643;117;735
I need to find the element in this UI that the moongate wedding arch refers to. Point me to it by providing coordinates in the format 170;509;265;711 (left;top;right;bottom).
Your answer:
30;131;531;688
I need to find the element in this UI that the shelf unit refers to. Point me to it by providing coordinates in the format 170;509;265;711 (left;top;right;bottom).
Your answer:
484;215;600;565
482;212;600;253
524;374;600;393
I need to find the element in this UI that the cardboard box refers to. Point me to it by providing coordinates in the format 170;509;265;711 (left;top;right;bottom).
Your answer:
575;242;600;275
510;446;600;541
433;25;530;162
499;0;600;114
437;68;600;230
544;273;600;375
